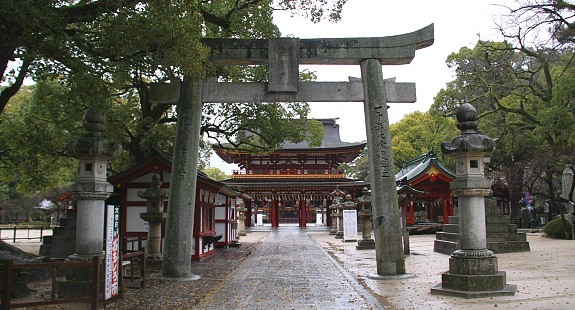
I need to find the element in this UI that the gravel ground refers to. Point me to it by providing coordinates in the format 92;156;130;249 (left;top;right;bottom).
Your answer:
5;233;268;310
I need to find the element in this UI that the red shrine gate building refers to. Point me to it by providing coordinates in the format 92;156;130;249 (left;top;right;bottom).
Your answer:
395;150;455;225
214;119;367;228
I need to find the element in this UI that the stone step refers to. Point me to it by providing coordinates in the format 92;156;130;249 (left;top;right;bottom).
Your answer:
486;225;521;234
487;232;527;242
44;234;75;245
442;224;459;233
433;239;457;255
488;241;530;253
436;232;459;242
39;244;75;259
53;226;76;236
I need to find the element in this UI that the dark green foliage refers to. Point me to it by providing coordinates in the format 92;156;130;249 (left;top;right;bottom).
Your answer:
543;217;573;239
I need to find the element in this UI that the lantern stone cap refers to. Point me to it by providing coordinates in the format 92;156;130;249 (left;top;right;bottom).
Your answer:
441;103;496;155
137;173;168;200
66;108;122;160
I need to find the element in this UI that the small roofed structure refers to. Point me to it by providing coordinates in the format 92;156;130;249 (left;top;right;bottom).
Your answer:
107;149;246;260
395;150;455;226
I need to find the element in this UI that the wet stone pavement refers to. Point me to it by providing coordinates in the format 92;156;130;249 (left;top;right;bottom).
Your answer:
196;227;381;309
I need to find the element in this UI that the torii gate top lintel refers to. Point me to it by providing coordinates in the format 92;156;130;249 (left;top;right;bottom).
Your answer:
202;23;434;66
150;24;433;103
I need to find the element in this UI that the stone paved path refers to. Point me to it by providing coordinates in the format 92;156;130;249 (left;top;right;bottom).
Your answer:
196;227;382;309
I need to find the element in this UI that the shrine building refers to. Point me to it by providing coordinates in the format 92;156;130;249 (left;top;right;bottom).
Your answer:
214;119;367;228
395;150;455;225
107;149;246;260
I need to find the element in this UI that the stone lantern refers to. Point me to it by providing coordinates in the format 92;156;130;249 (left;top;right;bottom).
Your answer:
356;187;375;250
236;200;247;237
431;103;516;298
66;108;121;261
138;173;168;261
329;188;345;235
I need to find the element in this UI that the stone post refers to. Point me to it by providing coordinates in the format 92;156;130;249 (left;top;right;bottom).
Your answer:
66;108;121;261
162;76;204;280
356;187;375;250
138;173;168;261
335;197;346;239
361;59;407;277
561;164;575;240
431;103;516;298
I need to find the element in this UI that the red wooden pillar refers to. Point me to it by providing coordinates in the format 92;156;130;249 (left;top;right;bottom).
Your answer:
271;199;278;228
443;199;449;224
408;201;414;225
326;199;332;226
300;199;307;228
244;199;252;228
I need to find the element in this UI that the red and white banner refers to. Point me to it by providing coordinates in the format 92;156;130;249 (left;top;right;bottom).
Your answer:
105;205;120;300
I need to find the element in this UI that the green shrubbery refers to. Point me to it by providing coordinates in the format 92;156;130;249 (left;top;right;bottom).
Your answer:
543;217;573;239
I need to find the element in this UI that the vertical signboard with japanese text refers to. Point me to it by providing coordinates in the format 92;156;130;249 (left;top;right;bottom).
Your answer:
105;205;120;300
343;210;358;241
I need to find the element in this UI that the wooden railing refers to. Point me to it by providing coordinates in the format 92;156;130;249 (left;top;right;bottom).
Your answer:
0;257;101;310
0;227;48;242
121;248;146;290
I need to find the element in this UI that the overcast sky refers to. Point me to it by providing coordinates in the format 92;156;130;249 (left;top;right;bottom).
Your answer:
210;0;515;173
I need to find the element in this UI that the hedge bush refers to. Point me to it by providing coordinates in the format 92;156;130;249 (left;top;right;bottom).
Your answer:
543;217;573;239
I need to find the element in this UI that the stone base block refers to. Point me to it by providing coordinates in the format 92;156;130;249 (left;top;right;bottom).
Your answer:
449;256;498;275
146;253;163;262
431;282;517;299
440;271;508;292
356;239;376;250
434;239;457;255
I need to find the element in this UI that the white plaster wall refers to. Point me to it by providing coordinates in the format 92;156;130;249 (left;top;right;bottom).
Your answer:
132;173;154;183
126;206;147;232
215;206;226;219
216;222;226;240
127;188;146;202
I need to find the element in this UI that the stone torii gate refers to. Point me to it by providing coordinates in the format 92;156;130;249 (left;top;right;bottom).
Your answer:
156;24;434;279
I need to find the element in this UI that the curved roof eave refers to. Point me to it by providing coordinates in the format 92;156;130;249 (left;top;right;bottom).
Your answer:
395;157;455;183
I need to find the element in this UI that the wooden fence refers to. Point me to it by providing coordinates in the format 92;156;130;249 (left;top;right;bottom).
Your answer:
0;257;101;310
0;249;146;309
0;227;47;242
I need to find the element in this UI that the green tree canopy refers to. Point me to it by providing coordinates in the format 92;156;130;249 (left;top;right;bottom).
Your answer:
390;111;458;171
431;37;575;227
1;1;345;198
